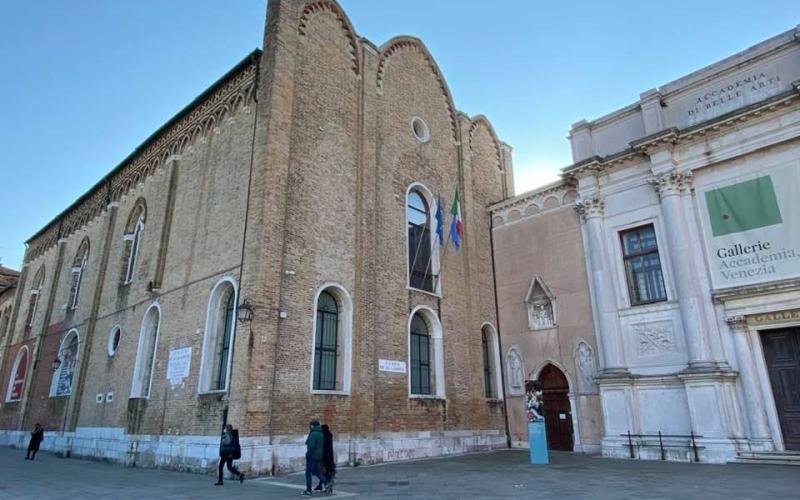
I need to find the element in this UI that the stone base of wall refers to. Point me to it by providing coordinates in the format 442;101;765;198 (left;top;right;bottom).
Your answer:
510;439;600;454
601;436;742;464
0;428;507;476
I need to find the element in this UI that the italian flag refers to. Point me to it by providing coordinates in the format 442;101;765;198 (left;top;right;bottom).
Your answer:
449;190;463;249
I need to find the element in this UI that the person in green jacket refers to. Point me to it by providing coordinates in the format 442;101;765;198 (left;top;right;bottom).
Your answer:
302;420;328;495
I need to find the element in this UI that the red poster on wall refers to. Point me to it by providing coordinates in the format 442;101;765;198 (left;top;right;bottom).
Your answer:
8;349;28;401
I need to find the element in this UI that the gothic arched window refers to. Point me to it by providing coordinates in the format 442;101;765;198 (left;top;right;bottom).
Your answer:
122;199;146;284
68;238;90;310
199;279;237;393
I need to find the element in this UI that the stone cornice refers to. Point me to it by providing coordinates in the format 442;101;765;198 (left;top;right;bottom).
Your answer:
25;51;260;263
712;277;800;303
561;82;800;178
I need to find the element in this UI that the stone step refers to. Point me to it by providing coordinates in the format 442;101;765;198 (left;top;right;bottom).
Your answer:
731;458;800;466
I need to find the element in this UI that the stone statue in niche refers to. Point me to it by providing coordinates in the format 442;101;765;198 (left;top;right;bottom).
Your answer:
574;341;598;394
525;380;544;421
507;349;524;390
526;277;555;330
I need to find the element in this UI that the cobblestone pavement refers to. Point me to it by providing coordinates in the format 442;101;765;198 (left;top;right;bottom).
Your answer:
1;447;799;499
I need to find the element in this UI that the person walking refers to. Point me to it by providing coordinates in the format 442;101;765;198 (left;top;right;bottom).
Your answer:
215;423;244;486
314;424;336;493
301;420;328;496
24;423;44;461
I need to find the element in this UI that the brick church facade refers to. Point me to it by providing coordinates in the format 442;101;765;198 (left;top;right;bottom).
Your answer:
0;0;513;474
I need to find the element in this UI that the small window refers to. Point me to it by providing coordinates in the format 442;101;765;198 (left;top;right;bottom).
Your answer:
620;224;667;306
411;117;430;143
108;326;122;356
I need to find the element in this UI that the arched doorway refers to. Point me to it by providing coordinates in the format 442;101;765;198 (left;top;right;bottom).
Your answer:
537;364;574;451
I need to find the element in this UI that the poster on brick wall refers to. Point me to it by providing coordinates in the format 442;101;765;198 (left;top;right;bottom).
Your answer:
697;161;800;289
167;347;192;386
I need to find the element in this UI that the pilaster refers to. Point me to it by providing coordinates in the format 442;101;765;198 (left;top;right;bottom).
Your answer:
574;197;627;375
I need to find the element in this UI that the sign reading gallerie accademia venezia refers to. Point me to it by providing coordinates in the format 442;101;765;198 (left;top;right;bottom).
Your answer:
697;161;800;289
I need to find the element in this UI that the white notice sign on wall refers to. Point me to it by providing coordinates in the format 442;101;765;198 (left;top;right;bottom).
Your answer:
378;359;406;374
167;347;192;386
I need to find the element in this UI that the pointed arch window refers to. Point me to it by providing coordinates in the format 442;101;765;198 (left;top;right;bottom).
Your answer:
406;185;440;294
199;279;237;393
68;238;90;310
122;199;146;284
24;266;46;334
51;329;79;396
5;346;29;402
131;304;160;398
410;313;431;395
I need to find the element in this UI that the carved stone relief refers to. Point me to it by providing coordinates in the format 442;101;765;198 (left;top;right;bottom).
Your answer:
525;277;555;330
632;320;679;356
506;348;525;395
574;341;598;394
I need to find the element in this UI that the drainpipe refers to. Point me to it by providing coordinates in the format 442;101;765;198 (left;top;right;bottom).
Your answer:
489;214;512;448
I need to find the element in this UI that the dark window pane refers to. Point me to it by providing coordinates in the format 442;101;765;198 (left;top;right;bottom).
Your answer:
313;291;339;390
620;224;667;306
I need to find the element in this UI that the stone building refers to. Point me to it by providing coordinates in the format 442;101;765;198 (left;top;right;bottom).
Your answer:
0;0;513;474
490;182;604;454
563;27;800;462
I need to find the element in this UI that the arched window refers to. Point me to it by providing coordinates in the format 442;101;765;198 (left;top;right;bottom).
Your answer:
481;324;502;399
5;346;29;402
51;329;79;396
68;238;90;310
131;304;160;398
107;325;122;357
24;266;46;334
310;284;353;394
410;314;431;395
122;199;146;284
406;185;440;294
408;307;445;398
199;279;237;393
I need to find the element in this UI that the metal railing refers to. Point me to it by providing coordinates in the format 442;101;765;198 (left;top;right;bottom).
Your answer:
621;431;703;462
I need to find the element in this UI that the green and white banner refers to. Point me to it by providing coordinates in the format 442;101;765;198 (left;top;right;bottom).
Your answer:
697;161;800;289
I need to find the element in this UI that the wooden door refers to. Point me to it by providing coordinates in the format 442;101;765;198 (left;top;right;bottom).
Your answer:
538;364;574;451
761;328;800;450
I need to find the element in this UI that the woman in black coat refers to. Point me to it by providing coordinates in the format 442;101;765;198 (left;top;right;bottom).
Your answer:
315;424;336;491
215;424;244;485
25;423;44;460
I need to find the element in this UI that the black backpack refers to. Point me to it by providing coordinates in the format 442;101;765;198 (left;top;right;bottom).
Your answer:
232;429;242;460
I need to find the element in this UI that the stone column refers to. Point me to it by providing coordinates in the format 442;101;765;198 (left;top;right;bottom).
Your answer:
650;172;715;369
575;197;627;374
726;316;773;444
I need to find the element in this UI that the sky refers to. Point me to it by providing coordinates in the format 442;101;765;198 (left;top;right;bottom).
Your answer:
0;0;797;270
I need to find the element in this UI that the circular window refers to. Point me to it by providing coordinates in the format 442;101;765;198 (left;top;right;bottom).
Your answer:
411;117;430;143
108;326;121;356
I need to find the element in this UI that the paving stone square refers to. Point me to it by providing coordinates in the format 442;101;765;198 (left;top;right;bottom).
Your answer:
2;447;799;499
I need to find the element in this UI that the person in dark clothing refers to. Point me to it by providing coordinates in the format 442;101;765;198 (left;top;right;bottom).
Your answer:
25;423;44;460
314;424;335;492
302;420;328;496
215;424;244;486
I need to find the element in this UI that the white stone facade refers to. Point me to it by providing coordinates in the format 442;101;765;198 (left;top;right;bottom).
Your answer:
565;26;800;463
